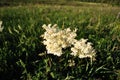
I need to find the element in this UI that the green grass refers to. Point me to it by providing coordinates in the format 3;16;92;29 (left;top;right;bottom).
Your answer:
0;3;120;80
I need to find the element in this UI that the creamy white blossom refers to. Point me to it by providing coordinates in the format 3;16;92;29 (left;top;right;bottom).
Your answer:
71;38;96;59
68;60;75;67
41;24;96;59
0;21;4;32
41;24;77;56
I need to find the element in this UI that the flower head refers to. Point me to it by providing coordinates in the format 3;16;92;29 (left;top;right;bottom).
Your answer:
71;38;96;59
41;24;77;56
68;60;75;67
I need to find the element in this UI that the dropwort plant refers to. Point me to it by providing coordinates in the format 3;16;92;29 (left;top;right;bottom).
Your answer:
41;24;96;60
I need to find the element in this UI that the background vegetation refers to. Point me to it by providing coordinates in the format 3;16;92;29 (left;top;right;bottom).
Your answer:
76;0;120;5
0;0;120;6
0;0;120;80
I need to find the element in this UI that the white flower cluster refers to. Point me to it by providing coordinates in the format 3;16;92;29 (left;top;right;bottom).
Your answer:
41;24;77;56
41;24;96;59
71;38;96;59
0;21;4;32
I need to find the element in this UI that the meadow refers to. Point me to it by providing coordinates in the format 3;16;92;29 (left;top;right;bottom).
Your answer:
0;1;120;80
